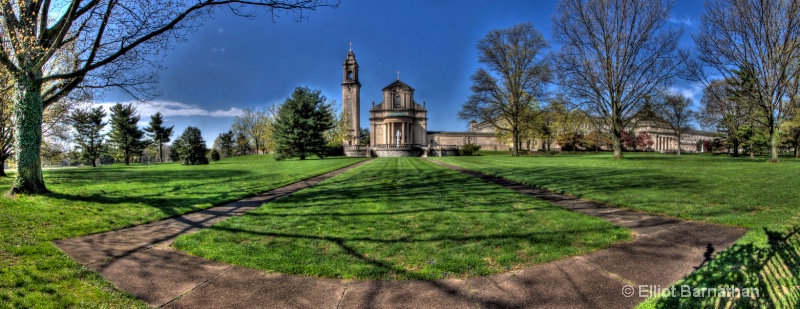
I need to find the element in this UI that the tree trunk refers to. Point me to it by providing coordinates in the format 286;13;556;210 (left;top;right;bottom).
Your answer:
92;157;97;167
0;159;6;177
158;142;163;163
9;79;47;195
769;128;779;163
795;135;799;158
512;128;520;156
732;139;740;157
612;134;623;159
676;133;682;155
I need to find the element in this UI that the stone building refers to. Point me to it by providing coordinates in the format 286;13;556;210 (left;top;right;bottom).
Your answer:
368;79;428;147
341;49;436;157
341;48;361;146
427;121;508;150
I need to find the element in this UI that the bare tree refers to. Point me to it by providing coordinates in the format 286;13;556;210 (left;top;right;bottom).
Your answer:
658;93;695;155
458;22;550;156
0;0;334;194
691;0;800;162
552;0;682;159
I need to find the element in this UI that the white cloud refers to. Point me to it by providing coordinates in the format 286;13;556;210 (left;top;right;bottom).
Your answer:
95;100;244;119
217;28;224;34
668;16;693;27
669;82;705;107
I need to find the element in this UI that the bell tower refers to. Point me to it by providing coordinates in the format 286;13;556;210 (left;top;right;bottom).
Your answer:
342;44;361;145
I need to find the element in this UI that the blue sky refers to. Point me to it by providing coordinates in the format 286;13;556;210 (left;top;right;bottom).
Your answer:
99;0;706;145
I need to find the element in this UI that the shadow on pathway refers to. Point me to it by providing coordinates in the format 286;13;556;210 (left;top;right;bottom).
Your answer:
55;159;747;309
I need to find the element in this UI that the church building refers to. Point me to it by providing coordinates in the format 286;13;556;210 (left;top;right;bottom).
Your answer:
342;48;439;157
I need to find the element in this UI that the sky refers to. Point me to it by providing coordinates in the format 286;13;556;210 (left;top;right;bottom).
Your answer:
98;0;708;145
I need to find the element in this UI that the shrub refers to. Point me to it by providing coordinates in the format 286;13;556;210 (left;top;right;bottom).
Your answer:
210;149;220;161
460;143;481;156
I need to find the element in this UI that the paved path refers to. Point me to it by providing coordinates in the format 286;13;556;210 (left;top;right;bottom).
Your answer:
55;159;747;308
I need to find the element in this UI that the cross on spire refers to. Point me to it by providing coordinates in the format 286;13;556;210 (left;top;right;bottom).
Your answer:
349;41;352;51
397;70;400;80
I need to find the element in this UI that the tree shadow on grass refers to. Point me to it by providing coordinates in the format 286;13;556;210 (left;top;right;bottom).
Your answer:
45;169;254;217
653;226;800;308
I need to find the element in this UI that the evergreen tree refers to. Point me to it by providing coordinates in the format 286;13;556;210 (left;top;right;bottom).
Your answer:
273;87;335;160
213;130;235;158
168;145;180;162
173;126;209;165
109;103;148;165
144;112;174;163
68;106;107;167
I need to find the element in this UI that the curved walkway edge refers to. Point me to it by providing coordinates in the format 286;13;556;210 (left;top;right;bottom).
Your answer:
55;158;747;309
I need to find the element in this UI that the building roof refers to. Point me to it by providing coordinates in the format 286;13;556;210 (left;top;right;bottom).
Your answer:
382;79;415;91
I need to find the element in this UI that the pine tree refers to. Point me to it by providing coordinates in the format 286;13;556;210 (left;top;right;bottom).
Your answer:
69;106;107;167
273;87;335;160
173;126;209;165
213;130;235;158
109;103;148;165
144;112;174;163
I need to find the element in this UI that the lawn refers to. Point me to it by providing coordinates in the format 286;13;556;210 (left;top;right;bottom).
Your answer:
0;155;364;308
174;157;631;280
431;152;800;307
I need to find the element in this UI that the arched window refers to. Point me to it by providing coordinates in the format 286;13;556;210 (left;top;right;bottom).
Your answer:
347;71;353;80
394;95;401;108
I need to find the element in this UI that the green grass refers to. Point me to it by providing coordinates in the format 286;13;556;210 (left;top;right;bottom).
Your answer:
174;158;631;280
0;155;364;308
431;152;800;307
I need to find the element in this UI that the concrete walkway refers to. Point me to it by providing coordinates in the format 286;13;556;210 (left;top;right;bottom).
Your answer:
55;159;747;308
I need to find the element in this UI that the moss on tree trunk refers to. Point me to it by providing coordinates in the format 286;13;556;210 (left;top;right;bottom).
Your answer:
9;79;47;195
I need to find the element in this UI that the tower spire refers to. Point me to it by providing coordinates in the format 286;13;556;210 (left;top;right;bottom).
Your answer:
349;41;352;51
397;70;400;80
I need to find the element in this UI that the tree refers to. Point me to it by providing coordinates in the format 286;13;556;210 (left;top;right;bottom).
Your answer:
359;127;370;145
620;130;636;151
273;87;334;160
636;132;655;151
173;127;209;165
234;132;251;156
552;0;682;159
213;130;235;158
0;71;14;177
458;22;550;156
659;93;695;155
69;106;107;167
109;103;148;165
691;0;800;162
232;107;273;154
0;1;332;194
144;112;174;163
699;77;752;156
585;131;611;152
210;149;221;161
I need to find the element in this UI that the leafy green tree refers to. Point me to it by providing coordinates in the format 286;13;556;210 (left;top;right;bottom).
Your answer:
173;127;209;165
210;149;221;161
234;132;251;156
144;112;174;163
68;106;107;167
109;103;148;165
273;87;335;160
